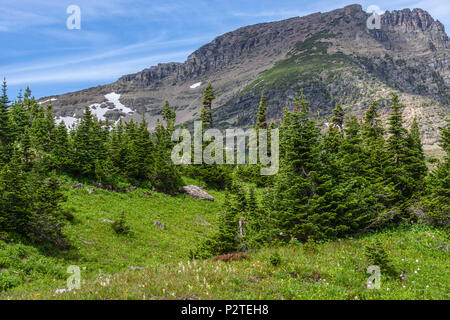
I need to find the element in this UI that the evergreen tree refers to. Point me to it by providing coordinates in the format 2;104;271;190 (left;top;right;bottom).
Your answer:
72;107;97;177
152;119;182;194
9;95;29;142
245;187;270;247
362;101;384;141
162;101;176;135
26;172;68;247
385;94;411;200
256;93;267;129
321;105;345;178
196;187;245;257
0;153;30;233
51;122;73;173
362;101;388;182
333;115;383;232
123;117;154;182
0;79;12;164
405;117;427;191
331;104;345;132
30;104;55;153
269;90;323;241
423;119;449;228
19;128;34;171
385;94;427;201
200;83;215;128
109;120;126;173
340;116;365;177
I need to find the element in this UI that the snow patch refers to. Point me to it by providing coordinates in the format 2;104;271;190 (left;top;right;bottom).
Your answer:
38;98;57;105
104;92;134;114
56;116;78;128
190;82;202;89
55;92;134;129
87;92;134;122
88;103;110;121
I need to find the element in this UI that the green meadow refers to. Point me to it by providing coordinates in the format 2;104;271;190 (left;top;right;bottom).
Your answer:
1;179;448;300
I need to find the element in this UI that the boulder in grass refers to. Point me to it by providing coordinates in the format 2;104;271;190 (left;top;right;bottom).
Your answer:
71;183;83;189
92;182;105;189
122;186;137;193
143;192;155;198
87;188;95;194
181;185;214;201
153;221;165;230
100;219;115;224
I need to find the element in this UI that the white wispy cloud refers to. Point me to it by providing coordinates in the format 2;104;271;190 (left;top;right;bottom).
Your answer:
6;50;193;85
231;9;309;19
0;7;61;32
1;34;212;75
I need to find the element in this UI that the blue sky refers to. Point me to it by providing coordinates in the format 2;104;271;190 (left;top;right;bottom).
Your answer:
1;0;449;99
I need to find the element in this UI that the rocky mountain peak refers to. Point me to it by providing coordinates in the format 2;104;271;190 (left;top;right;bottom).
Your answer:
381;7;448;47
40;4;449;153
383;8;436;31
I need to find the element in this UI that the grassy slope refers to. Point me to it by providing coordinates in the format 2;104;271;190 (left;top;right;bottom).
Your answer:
0;179;449;300
244;32;353;93
0;177;223;298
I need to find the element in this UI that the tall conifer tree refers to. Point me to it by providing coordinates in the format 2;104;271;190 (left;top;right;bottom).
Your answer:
200;83;215;128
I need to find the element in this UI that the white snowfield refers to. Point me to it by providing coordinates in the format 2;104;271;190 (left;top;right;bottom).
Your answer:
190;82;202;89
88;103;109;121
89;92;134;122
104;92;134;114
38;98;57;105
56;115;78;128
56;92;134;129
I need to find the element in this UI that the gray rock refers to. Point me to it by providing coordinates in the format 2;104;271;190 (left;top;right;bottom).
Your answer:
123;186;137;193
143;192;155;198
87;188;95;194
71;183;83;189
130;266;143;271
181;185;214;201
153;221;166;230
100;219;115;224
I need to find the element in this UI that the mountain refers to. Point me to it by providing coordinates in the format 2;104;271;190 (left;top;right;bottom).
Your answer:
39;4;449;153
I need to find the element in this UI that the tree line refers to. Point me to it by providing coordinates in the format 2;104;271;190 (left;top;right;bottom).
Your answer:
196;89;449;257
0;79;448;253
0;80;182;247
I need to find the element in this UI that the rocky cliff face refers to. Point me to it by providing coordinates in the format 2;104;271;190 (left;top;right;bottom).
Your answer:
40;4;449;152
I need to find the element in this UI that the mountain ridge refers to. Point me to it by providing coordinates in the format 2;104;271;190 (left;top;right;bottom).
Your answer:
39;4;449;153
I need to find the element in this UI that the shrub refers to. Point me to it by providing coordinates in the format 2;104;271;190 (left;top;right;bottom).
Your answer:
61;206;77;222
303;237;319;254
212;253;250;262
364;241;399;277
184;164;232;190
269;252;282;267
112;212;131;235
0;270;21;292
